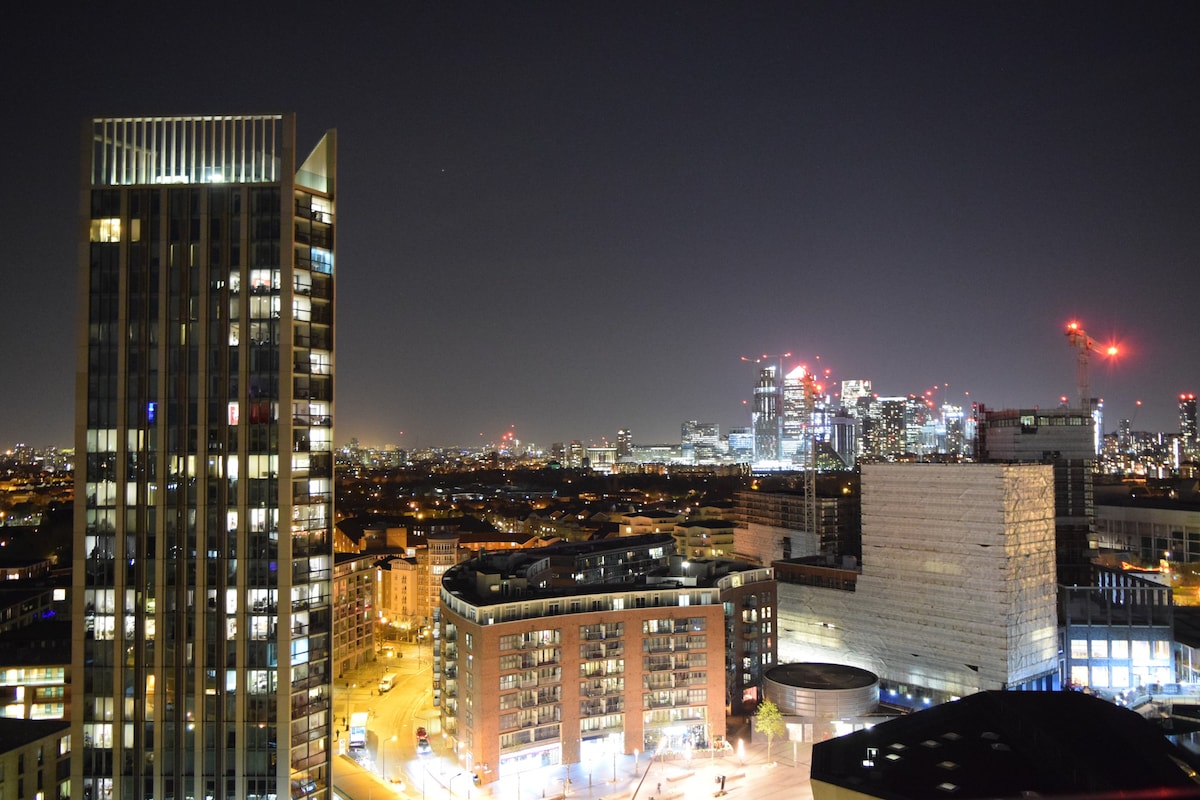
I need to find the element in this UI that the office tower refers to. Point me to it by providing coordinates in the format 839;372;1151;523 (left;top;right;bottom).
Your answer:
839;380;873;462
752;366;781;463
74;115;336;800
941;403;965;457
615;428;632;460
829;410;857;468
863;396;906;458
681;420;719;463
780;365;814;464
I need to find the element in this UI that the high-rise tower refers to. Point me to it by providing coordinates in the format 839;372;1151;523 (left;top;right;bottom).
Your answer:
752;366;781;462
1181;393;1198;445
74;115;336;800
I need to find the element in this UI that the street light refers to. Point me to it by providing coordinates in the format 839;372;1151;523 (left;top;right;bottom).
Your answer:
448;771;465;799
381;734;397;782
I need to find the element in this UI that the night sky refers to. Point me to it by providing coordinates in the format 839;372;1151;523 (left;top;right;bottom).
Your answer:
5;2;1198;451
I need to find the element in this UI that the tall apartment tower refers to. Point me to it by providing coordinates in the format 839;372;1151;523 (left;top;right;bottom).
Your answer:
1182;393;1198;445
74;115;336;800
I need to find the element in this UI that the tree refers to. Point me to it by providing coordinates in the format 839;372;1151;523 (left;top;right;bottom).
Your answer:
752;699;786;764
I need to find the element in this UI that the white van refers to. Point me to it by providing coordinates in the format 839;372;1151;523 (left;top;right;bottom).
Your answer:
379;673;398;693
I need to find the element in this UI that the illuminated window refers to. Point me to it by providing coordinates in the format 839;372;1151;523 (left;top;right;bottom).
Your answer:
1111;666;1130;688
1069;639;1087;659
90;219;120;242
1110;640;1129;659
1090;640;1108;659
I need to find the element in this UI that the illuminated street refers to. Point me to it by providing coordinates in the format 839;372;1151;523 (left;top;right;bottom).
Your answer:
333;644;816;800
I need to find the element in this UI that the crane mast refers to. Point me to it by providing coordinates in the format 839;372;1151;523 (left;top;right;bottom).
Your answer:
1065;321;1095;412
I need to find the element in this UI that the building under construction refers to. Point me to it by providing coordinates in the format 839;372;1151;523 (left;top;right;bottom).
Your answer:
976;405;1097;585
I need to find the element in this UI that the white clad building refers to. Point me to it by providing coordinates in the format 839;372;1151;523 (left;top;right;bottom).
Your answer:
777;463;1059;701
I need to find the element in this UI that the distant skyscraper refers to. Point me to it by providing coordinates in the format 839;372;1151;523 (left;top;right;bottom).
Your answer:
840;380;872;406
865;396;907;458
1181;394;1198;444
681;421;719;463
616;428;632;459
781;366;814;464
74;115;336;800
752;366;781;462
941;403;966;457
728;427;753;460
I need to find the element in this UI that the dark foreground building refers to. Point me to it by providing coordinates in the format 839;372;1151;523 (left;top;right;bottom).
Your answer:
811;690;1200;798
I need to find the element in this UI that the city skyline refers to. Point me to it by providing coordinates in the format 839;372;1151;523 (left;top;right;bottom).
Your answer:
6;3;1199;449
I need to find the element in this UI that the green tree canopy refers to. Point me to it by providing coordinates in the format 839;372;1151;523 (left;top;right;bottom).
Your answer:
753;699;786;763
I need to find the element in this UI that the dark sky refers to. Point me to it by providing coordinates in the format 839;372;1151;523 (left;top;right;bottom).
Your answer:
4;2;1198;450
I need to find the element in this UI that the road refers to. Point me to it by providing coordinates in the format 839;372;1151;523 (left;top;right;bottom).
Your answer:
334;637;444;796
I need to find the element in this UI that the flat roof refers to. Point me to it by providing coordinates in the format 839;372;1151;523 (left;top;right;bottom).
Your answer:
812;690;1200;797
765;662;877;690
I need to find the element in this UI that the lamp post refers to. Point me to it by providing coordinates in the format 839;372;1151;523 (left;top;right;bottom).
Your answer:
630;737;667;800
448;771;464;799
381;735;397;782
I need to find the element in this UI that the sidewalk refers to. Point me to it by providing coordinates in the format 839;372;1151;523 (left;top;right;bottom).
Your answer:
461;729;814;800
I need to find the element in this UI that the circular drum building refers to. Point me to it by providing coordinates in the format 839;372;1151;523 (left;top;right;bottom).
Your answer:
763;662;880;720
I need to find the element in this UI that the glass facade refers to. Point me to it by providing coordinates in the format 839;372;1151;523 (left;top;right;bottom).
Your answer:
75;115;336;800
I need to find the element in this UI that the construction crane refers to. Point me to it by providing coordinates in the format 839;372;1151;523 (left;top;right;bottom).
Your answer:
1065;321;1096;412
1065;320;1119;412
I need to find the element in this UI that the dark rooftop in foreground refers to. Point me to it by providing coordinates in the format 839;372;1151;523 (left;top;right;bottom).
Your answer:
812;690;1200;798
0;717;69;752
